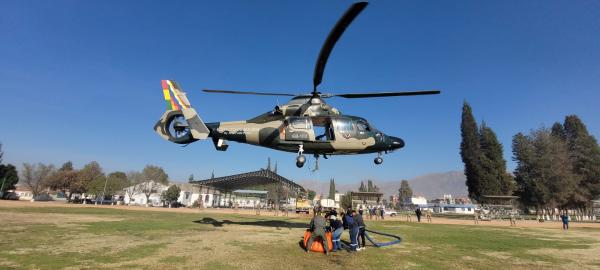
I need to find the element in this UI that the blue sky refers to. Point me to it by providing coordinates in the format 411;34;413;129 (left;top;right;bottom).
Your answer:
1;0;600;185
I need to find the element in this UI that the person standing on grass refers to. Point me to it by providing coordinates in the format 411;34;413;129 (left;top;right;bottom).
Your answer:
560;211;570;230
509;212;517;227
426;209;432;223
343;208;359;251
306;212;329;255
356;209;367;250
415;208;422;222
380;207;385;220
474;211;479;224
330;215;343;252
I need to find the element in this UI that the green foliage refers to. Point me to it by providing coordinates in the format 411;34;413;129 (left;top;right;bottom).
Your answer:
479;123;515;196
46;161;78;201
340;191;353;209
460;102;483;200
307;189;316;200
328;178;336;200
163;185;181;204
513;128;577;209
142;165;168;185
398;180;413;205
358;181;367;192
0;163;19;194
75;161;104;195
188;174;194;182
461;102;513;201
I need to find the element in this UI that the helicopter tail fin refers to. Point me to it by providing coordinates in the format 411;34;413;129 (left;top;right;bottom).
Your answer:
156;80;210;140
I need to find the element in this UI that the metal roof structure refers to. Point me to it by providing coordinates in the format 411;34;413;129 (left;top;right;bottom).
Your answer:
189;169;305;193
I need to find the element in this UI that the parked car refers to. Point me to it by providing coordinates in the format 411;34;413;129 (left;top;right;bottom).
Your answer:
1;192;19;200
384;209;398;217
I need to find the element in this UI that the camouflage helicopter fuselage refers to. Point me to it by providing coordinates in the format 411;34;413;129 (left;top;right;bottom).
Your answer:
154;80;404;166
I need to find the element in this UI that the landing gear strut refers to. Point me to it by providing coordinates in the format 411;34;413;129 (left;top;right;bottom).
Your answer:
296;145;305;168
374;153;383;165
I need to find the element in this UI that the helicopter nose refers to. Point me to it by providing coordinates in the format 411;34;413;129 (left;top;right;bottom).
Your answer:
389;136;405;149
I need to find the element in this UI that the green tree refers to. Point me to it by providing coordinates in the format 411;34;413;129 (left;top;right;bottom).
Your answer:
367;180;374;192
188;174;194;182
340;191;353;209
328;178;336;200
307;189;316;200
358;181;367;192
398;180;413;206
513;128;578;211
460;101;483;201
163;185;181;207
0;164;19;196
46;161;78;202
562;115;600;204
479;123;514;195
76;161;104;199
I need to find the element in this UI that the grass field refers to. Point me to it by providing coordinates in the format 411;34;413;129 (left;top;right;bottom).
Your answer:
1;204;600;270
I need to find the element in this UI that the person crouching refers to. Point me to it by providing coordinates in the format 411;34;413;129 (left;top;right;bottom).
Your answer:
306;212;329;255
330;215;343;252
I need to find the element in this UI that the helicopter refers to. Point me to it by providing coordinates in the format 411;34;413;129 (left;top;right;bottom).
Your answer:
154;2;440;169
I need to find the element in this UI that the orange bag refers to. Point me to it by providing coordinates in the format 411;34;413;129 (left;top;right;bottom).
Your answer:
303;230;333;253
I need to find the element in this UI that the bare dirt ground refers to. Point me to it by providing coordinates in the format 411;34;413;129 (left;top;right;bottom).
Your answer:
2;200;598;229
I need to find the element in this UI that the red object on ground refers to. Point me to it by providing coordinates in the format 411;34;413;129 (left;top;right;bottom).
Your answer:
303;230;333;253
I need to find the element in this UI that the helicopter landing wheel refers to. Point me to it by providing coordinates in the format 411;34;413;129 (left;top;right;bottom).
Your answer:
296;155;306;168
374;156;383;165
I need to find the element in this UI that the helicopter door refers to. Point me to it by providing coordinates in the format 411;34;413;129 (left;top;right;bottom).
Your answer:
332;117;357;141
284;117;315;142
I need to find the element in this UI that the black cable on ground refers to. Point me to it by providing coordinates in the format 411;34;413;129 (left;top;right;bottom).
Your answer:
364;229;402;247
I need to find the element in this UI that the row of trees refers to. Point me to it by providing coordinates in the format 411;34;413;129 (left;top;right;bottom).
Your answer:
513;116;600;213
460;102;600;213
358;180;380;193
20;160;169;205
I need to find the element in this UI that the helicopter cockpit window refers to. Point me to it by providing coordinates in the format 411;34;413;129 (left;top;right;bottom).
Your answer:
335;118;355;133
356;120;370;132
290;118;311;129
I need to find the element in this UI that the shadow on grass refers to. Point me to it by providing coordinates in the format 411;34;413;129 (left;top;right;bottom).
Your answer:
193;217;308;229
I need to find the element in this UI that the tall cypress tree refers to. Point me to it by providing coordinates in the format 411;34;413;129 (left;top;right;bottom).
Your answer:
359;181;366;192
367;180;374;192
563;115;600;203
480;123;514;195
460;101;482;200
329;178;336;200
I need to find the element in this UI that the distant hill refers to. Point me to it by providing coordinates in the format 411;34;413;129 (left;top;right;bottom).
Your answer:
297;171;467;200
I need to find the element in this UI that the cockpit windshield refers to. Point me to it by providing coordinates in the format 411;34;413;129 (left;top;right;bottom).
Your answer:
355;118;377;132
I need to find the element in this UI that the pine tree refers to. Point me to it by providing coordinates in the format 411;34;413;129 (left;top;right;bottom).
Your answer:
562;115;600;204
359;181;367;192
188;174;194;182
329;178;336;200
460;101;482;200
367;180;374;192
479;122;514;195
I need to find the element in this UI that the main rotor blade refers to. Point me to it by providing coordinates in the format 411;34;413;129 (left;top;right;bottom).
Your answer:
333;90;441;98
202;89;297;97
313;2;368;92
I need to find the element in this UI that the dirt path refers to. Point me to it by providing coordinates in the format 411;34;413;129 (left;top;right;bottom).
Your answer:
2;200;599;229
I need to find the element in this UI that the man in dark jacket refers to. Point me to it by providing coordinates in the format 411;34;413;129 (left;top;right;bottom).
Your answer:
415;208;422;222
306;212;329;254
356;209;367;250
330;215;343;252
343;208;359;251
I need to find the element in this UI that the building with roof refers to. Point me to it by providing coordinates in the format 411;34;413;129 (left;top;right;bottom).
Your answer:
431;203;476;214
189;168;305;209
